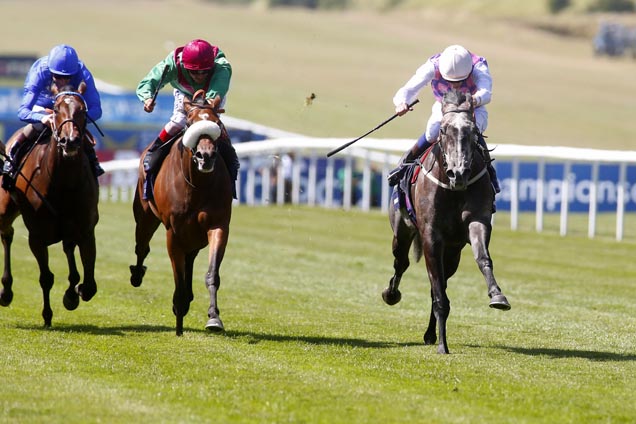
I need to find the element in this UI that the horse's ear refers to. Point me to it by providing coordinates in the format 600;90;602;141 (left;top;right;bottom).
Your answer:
460;93;474;112
78;81;86;94
210;95;222;110
51;84;59;96
193;89;206;103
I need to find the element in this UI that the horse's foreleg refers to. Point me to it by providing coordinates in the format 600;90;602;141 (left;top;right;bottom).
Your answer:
467;221;510;311
29;239;54;327
74;233;97;303
204;227;228;332
130;196;160;287
0;227;15;307
423;238;450;354
61;240;80;311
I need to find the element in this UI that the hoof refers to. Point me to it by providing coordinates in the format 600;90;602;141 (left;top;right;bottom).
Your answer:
0;288;13;307
76;283;96;302
205;317;225;332
382;288;401;306
63;288;80;311
489;294;511;311
130;265;146;287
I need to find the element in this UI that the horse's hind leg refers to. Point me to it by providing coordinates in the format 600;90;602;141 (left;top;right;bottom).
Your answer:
423;297;437;345
467;221;510;310
383;209;415;306
166;232;196;336
29;239;54;327
205;227;228;332
183;250;198;316
61;240;80;311
130;194;161;287
0;196;18;307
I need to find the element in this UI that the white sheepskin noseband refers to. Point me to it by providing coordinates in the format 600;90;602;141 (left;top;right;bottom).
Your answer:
182;120;222;150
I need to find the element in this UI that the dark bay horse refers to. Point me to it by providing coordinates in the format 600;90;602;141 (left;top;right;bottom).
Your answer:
0;83;99;326
383;89;510;354
129;90;233;336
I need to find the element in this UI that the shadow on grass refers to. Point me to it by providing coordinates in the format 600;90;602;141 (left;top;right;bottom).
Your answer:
489;345;636;361
15;323;174;336
12;324;427;349
223;329;425;349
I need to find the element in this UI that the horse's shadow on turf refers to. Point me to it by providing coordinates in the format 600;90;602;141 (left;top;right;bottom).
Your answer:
15;323;423;348
468;344;636;362
223;329;425;349
16;323;173;336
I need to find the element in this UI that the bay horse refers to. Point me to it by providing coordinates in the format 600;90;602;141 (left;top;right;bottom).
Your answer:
0;82;99;326
129;90;233;336
383;89;510;354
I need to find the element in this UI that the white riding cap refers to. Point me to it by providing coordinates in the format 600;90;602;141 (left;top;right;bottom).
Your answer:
439;45;473;82
182;120;222;150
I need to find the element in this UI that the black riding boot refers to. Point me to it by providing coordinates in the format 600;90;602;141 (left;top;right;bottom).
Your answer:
2;136;26;191
143;137;175;201
84;143;105;179
387;142;429;186
143;137;163;173
142;137;163;200
218;140;240;199
477;134;500;194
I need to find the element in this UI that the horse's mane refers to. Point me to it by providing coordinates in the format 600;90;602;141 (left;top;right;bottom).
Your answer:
58;84;76;92
442;89;473;115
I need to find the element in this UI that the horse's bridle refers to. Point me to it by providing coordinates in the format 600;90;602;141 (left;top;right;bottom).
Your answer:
51;91;87;147
424;108;486;190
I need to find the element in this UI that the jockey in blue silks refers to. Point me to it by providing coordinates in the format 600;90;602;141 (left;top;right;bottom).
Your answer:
2;44;104;191
388;44;500;195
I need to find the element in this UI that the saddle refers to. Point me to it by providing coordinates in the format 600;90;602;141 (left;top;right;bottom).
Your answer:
392;144;446;225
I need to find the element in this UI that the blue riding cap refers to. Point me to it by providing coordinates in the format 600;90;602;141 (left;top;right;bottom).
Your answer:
48;44;79;76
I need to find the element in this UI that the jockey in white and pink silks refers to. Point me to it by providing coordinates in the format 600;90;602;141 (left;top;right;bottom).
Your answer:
388;44;500;194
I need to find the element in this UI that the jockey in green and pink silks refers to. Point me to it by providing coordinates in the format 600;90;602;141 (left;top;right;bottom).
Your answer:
136;39;239;201
388;44;499;194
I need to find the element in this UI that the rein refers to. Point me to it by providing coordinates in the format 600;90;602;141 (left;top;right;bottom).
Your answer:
179;145;197;189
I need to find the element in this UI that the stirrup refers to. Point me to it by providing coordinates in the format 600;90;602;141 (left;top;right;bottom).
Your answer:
387;166;406;186
142;152;153;172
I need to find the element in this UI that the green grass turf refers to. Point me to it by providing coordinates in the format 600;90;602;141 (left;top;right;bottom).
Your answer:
1;202;635;423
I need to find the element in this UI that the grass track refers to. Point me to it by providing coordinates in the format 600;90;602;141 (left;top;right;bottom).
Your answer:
1;202;635;423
